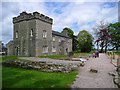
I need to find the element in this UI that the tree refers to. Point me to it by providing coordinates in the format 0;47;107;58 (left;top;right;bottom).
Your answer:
109;22;120;51
61;27;74;37
77;30;93;52
61;27;78;51
93;21;111;53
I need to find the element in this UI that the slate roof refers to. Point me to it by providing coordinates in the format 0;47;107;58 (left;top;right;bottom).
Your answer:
52;31;71;39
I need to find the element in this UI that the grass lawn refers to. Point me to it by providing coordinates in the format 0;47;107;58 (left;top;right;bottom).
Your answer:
0;56;2;62
2;56;18;62
39;55;69;60
39;52;91;60
2;56;78;88
1;52;91;62
73;52;91;58
115;51;120;55
2;66;78;88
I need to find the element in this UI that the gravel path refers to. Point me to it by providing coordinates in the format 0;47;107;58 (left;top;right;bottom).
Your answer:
19;57;81;65
72;53;118;88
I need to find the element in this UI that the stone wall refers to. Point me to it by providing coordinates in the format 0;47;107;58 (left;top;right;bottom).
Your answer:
3;60;82;73
13;12;53;25
13;11;53;56
118;56;120;87
8;11;72;56
51;35;72;55
35;18;52;56
6;41;14;56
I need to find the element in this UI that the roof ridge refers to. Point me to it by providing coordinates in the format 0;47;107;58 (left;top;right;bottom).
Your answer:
52;30;71;39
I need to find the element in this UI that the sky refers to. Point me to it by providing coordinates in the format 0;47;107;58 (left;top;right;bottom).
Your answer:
1;0;119;44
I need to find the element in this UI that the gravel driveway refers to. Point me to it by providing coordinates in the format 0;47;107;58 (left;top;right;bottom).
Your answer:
71;53;118;88
19;57;81;65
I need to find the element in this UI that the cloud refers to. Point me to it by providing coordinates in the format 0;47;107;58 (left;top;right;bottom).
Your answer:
50;2;117;35
1;2;46;44
2;0;119;2
1;1;118;44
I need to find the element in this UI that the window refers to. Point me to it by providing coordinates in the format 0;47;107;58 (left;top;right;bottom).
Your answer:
30;29;33;37
16;31;18;38
52;36;55;41
15;47;19;55
59;38;61;42
42;46;48;53
52;46;56;52
43;30;47;38
61;37;65;41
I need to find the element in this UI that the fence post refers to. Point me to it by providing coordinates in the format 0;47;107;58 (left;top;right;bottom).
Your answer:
117;55;120;87
110;52;113;63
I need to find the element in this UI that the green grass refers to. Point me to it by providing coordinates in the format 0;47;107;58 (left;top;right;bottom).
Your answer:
73;52;91;58
39;55;69;60
0;56;2;62
115;51;120;55
2;66;77;88
39;53;91;60
2;56;18;62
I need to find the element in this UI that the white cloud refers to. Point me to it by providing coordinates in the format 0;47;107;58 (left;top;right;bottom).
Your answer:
1;2;46;44
51;2;117;35
2;0;119;2
1;1;118;44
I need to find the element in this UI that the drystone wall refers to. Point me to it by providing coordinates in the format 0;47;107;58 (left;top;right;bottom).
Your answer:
3;60;83;73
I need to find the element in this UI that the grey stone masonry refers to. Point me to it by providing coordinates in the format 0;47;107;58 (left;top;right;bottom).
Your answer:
7;11;72;56
13;11;53;24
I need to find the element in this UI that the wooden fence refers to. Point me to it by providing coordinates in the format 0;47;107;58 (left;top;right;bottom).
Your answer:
107;51;120;87
107;51;119;66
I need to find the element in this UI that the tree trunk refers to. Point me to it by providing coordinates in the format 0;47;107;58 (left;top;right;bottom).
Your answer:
100;46;104;53
100;41;104;53
105;40;108;53
105;45;107;53
97;42;99;51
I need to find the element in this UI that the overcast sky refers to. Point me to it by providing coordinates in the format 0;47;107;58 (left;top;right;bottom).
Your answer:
1;0;119;44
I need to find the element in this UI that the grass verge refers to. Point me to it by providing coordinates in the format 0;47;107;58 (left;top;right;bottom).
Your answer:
39;55;69;60
73;52;91;58
2;56;18;62
39;53;91;60
115;51;120;55
2;66;77;88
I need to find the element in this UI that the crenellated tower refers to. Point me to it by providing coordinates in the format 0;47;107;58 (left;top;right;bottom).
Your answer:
13;11;53;56
13;11;53;24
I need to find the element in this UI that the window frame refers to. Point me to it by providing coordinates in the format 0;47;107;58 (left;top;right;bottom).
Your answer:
52;36;55;41
15;31;18;39
43;30;47;38
52;46;56;52
30;29;33;37
42;46;48;53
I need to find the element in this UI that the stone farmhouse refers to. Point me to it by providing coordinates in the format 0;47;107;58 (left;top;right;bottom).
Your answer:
7;11;72;56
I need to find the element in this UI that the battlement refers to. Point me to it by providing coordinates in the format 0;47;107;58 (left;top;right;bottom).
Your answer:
13;11;53;24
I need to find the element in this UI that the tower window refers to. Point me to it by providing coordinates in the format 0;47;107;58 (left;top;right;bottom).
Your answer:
52;36;55;41
43;30;47;38
52;46;56;52
42;46;48;53
30;29;33;37
16;31;18;38
59;38;61;42
15;47;19;55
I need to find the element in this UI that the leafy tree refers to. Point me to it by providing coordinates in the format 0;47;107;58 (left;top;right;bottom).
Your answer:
109;22;120;50
61;27;78;51
62;27;74;37
77;30;93;52
73;36;79;52
93;21;111;53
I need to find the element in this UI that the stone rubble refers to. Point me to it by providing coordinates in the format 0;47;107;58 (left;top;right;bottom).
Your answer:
108;71;120;88
2;60;83;73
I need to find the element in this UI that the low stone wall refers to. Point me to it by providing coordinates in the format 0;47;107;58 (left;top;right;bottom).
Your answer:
3;60;82;73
